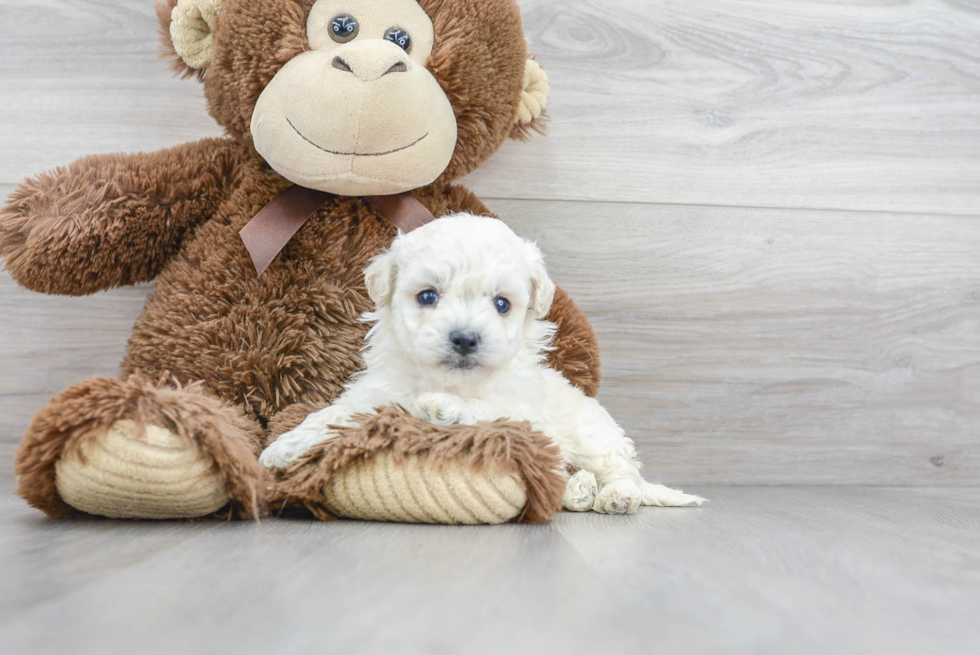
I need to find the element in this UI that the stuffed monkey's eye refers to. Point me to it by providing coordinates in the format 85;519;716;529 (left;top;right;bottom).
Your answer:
330;15;359;43
493;297;511;315
417;290;438;307
384;27;412;52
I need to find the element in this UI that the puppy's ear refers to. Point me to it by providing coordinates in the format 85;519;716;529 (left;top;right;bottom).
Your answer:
365;251;397;308
525;242;556;319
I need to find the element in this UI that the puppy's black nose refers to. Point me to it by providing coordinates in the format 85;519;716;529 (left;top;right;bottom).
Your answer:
450;331;480;356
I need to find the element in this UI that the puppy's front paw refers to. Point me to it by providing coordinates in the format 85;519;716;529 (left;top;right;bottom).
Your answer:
258;440;300;470
563;470;598;512
411;392;474;426
259;426;332;470
593;480;642;515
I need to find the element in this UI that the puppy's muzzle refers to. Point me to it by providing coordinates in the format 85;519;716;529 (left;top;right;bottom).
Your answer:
449;330;480;356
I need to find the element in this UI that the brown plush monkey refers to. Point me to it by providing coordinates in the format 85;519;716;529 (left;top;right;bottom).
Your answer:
0;0;600;523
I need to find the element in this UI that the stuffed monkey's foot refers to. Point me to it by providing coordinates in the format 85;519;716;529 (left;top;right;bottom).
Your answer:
270;405;568;524
562;470;598;512
15;375;266;519
55;419;230;519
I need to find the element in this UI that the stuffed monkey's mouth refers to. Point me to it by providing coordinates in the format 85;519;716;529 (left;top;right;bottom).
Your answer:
286;117;428;157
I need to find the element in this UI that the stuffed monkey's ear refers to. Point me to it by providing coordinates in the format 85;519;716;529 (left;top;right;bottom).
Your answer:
365;251;398;309
165;0;223;71
510;59;550;142
525;242;557;319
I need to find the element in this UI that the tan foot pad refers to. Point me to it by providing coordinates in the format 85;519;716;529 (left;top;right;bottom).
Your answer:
54;420;229;519
324;451;527;524
270;406;566;524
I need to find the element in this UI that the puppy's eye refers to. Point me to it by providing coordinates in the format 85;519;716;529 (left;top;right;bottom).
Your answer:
330;15;359;43
384;27;412;52
417;290;438;307
493;297;511;315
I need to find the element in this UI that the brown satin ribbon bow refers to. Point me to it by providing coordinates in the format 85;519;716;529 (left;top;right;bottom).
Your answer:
239;186;438;276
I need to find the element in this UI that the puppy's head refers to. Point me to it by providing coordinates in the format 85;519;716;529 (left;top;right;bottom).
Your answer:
364;213;556;382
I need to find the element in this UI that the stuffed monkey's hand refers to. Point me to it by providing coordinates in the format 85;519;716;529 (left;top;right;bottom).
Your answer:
0;139;238;295
0;169;84;291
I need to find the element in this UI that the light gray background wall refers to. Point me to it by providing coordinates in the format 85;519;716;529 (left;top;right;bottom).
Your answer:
1;0;979;489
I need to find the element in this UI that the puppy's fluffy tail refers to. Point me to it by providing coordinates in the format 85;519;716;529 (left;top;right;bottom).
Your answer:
642;482;706;507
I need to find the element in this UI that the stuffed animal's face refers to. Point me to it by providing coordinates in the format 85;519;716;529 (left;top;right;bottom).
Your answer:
160;0;550;195
250;0;455;195
363;214;557;385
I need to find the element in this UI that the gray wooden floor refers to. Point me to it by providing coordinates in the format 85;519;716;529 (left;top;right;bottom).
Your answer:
1;1;979;653
2;487;979;655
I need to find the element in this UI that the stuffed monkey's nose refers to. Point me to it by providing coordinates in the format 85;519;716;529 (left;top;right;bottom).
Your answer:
450;331;480;356
331;56;353;73
332;46;410;82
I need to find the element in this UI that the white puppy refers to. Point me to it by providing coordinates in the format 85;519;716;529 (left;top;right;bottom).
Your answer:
260;214;704;513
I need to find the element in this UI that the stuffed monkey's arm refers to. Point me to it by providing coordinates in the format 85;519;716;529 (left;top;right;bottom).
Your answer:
426;184;602;397
0;137;242;296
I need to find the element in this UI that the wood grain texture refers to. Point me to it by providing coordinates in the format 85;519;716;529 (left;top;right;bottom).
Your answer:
1;487;978;655
2;1;979;213
466;0;980;214
2;191;977;486
493;199;980;486
0;0;222;182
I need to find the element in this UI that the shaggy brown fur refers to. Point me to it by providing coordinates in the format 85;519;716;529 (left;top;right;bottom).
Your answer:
269;406;566;523
267;402;324;446
546;287;602;398
0;138;243;295
2;0;600;520
158;0;531;184
510;110;550;143
14;373;267;519
120;165;598;422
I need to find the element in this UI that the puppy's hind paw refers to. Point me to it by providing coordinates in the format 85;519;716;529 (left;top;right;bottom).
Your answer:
593;480;642;515
562;470;598;512
642;482;707;507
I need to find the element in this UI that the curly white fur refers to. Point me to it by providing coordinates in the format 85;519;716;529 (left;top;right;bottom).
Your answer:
260;214;705;513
